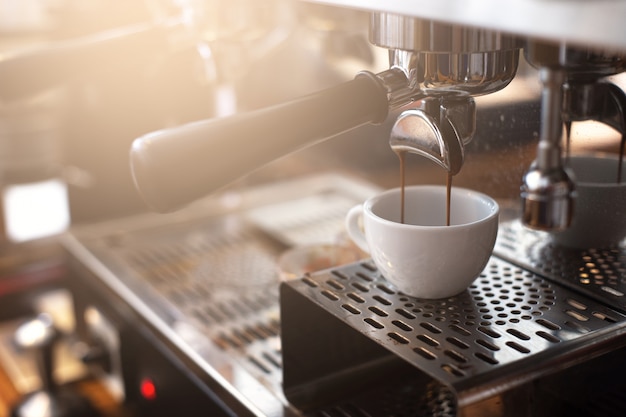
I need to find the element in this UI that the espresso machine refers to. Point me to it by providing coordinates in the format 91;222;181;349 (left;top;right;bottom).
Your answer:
43;0;626;416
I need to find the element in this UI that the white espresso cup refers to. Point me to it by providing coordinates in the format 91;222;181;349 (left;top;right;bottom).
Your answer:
345;185;499;299
551;153;626;249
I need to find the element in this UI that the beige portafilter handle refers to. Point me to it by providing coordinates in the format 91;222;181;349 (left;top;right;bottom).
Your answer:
130;71;392;212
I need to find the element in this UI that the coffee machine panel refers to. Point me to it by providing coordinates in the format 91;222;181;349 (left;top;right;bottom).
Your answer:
58;1;626;416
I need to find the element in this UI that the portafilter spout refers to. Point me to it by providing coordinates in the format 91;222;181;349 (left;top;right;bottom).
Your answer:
389;96;474;175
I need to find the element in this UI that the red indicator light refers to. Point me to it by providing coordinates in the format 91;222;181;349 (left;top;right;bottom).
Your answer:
140;378;157;401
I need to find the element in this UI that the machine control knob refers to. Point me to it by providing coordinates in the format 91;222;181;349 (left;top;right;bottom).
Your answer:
10;314;101;417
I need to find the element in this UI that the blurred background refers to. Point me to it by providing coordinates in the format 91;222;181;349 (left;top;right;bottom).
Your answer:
0;0;392;237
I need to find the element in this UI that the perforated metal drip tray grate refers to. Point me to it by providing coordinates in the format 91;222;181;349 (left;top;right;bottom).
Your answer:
64;173;383;416
280;256;626;414
495;220;626;313
66;179;626;416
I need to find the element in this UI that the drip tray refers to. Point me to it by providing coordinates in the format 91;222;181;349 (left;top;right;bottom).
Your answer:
280;257;626;415
495;220;626;313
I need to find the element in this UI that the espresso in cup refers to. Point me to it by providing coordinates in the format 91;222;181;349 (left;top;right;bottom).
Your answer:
345;185;499;299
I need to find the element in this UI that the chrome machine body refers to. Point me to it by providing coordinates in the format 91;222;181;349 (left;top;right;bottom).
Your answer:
58;1;626;417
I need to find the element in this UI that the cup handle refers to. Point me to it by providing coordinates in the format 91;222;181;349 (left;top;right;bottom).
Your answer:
345;205;370;253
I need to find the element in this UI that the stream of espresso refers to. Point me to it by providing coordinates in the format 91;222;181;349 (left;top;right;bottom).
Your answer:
446;172;452;226
399;150;406;224
619;133;625;184
397;150;452;226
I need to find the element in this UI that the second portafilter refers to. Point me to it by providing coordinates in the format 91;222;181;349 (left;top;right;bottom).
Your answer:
522;42;626;231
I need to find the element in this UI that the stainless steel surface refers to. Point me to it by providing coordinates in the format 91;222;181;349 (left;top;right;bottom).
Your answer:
370;15;520;53
374;13;520;179
495;219;626;313
521;40;626;231
371;15;520;97
281;254;626;414
63;174;381;417
304;0;626;52
521;68;575;231
414;49;519;97
366;65;419;109
62;172;626;416
389;97;473;175
523;43;626;78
